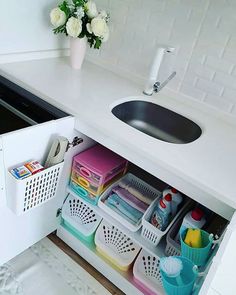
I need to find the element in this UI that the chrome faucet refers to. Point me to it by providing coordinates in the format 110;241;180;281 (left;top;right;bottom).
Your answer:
143;46;176;96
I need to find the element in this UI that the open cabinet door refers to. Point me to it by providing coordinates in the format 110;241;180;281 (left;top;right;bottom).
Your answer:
0;116;94;265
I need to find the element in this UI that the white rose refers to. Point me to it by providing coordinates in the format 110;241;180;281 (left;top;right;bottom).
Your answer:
50;7;66;27
98;10;108;19
66;17;82;38
91;17;109;38
85;1;98;18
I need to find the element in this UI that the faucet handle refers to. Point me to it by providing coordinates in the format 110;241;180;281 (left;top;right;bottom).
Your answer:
153;71;176;94
153;81;161;93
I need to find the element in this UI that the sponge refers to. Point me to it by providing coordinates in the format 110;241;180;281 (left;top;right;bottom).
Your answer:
184;228;202;248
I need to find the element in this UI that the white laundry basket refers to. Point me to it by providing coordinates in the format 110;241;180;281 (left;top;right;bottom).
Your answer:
7;162;64;215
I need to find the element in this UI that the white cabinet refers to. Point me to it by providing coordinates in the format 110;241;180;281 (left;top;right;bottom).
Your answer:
0;116;95;265
1;116;235;295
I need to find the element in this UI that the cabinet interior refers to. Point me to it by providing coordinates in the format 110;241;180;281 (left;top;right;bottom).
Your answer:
56;132;231;295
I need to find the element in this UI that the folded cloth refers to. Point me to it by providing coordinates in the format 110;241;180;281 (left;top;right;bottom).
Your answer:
112;186;148;213
105;193;143;224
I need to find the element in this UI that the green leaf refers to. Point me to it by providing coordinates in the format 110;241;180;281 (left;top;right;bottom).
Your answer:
94;37;102;49
59;1;71;17
73;0;86;7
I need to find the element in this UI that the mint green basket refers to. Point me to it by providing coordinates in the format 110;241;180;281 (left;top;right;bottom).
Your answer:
180;229;213;267
61;194;102;245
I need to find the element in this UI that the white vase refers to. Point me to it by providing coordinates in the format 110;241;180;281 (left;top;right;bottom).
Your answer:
70;37;87;69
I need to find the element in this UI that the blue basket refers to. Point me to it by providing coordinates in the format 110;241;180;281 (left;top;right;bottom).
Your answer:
180;229;213;266
160;256;197;295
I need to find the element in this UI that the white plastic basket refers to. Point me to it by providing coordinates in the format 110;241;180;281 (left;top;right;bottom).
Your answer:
133;249;163;295
61;194;102;241
165;201;199;256
98;173;161;232
141;198;191;246
7;162;64;215
94;220;141;271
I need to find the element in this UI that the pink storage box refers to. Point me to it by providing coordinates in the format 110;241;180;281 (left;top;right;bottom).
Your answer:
72;144;128;192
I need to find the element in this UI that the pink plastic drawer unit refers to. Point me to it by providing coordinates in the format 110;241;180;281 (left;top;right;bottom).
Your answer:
72;144;128;190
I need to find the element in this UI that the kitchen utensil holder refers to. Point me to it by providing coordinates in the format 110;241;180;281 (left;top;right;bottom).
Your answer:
61;193;102;244
98;173;161;232
141;198;191;247
7;162;64;215
95;220;141;271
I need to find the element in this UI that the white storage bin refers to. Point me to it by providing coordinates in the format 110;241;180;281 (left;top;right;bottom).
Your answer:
141;198;191;246
61;193;102;244
133;249;163;295
95;220;141;271
98;173;161;232
7;162;64;215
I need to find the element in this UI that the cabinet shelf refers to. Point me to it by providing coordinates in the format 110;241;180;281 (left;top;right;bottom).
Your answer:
66;186;166;258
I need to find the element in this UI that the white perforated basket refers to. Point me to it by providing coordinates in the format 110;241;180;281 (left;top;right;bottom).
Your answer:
95;220;141;271
7;162;64;215
62;194;102;238
141;199;191;246
98;173;161;232
133;249;163;294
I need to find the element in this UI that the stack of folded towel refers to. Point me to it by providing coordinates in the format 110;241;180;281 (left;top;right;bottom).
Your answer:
104;179;153;225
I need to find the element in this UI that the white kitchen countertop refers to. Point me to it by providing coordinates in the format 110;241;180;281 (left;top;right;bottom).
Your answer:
0;57;235;219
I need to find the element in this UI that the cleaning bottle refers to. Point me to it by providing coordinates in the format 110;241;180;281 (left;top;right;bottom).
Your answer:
175;207;206;242
163;187;183;216
151;193;172;231
181;208;206;230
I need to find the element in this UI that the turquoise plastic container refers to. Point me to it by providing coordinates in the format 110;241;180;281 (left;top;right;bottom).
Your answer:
160;256;197;295
61;219;95;245
180;229;213;266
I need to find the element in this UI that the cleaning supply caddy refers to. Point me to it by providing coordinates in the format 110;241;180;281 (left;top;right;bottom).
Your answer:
141;189;188;246
70;144;128;204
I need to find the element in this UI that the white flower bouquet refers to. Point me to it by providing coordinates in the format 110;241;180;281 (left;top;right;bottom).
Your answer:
50;0;109;49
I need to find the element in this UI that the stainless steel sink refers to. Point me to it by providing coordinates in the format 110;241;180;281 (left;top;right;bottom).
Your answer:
112;100;202;144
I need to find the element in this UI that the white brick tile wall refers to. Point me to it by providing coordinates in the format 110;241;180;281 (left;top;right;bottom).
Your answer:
88;0;236;117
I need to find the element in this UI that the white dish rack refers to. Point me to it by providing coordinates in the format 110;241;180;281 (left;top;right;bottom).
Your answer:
7;162;64;215
98;173;161;232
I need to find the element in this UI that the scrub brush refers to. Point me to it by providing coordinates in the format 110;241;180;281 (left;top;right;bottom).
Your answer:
160;256;184;286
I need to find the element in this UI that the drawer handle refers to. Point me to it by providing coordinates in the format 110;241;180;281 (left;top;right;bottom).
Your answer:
77;186;88;198
78;177;89;188
80;167;92;178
